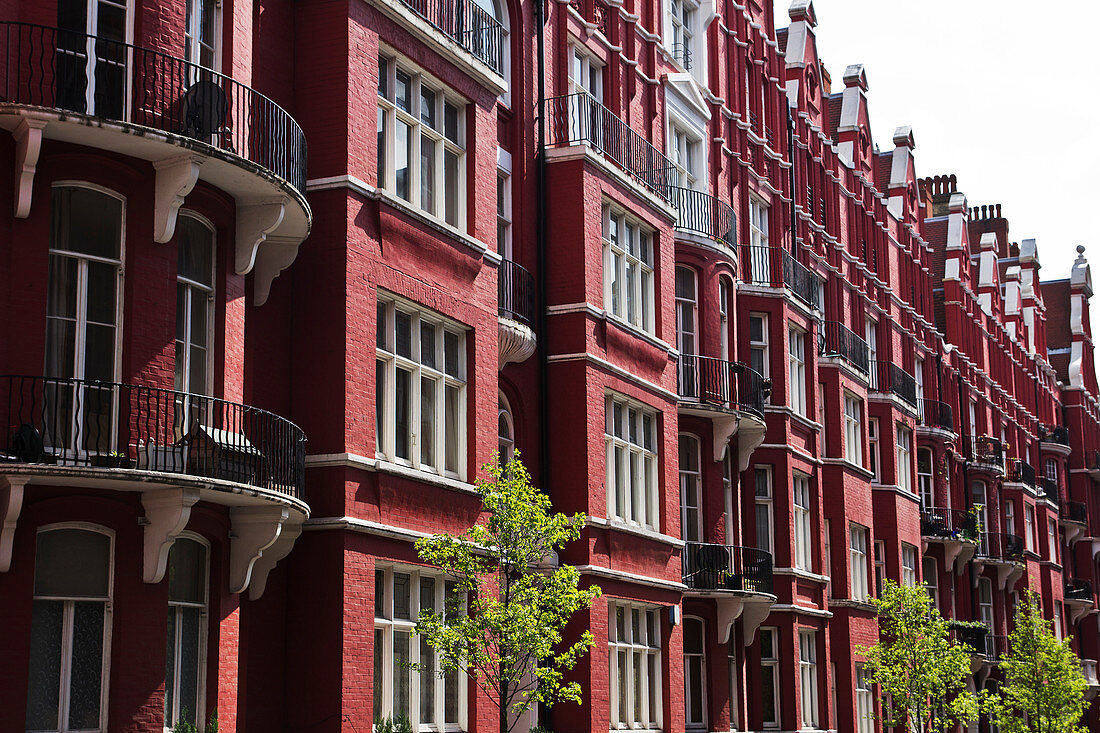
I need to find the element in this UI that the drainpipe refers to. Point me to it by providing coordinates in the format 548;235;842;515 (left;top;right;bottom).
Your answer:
957;373;978;623
786;107;797;254
536;0;550;499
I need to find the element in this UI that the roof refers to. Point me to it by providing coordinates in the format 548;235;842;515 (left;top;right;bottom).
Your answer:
825;94;843;139
777;28;788;54
1044;279;1073;350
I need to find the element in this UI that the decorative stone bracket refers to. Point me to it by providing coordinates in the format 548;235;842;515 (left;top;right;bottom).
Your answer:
498;317;537;368
0;477;27;572
13;117;47;219
229;505;288;595
142;487;201;583
153;154;204;242
234;198;307;306
247;517;303;601
715;595;773;646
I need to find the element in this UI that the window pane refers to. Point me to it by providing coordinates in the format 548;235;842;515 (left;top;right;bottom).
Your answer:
444;666;459;723
420;322;437;369
376;360;386;455
178;217;213;286
51;187;122;259
34;529;111;598
444;102;460;144
393;631;411;716
377;107;387;189
373;629;384;722
165;608;176;724
375;570;386;618
177;606;201;727
395;70;411;112
420;635;436;723
420;137;436;212
395;311;413;358
444;330;462;378
445;384;460;473
168;538;206;604
395;119;411;201
395;368;411;460
420;87;437;128
444;149;459;226
25;600;63;731
393;572;411;620
421;376;436;467
68;601;105;729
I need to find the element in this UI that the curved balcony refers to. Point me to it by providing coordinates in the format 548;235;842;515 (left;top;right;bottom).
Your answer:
1039;424;1070;448
497;259;536;368
868;360;917;409
0;375;307;598
974;532;1025;590
920;506;978;572
1061;500;1088;545
1065;578;1095;624
917;398;954;435
682;542;774;644
677;355;770;469
741;245;822;311
0;22;310;305
970;436;1005;476
668;186;736;246
818;320;869;375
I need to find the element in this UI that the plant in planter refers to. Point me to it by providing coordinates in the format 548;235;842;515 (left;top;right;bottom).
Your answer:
374;715;413;733
93;451;134;469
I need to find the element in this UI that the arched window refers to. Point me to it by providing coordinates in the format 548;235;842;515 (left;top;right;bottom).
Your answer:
165;536;209;731
684;616;707;729
917;448;934;508
176;214;215;397
498;393;515;465
679;434;702;542
45;185;124;455
26;525;114;733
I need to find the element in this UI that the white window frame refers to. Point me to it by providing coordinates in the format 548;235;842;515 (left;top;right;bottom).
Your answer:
679;434;703;543
718;277;731;362
605;394;659;530
603;204;655;333
164;533;209;732
377;52;466;228
793;473;813;571
27;523;115;733
1024;505;1036;552
1044;457;1059;486
923;556;939;609
850;524;869;602
728;645;741;730
896;425;912;493
754;465;774;556
498;392;515;466
185;0;219;70
855;665;874;733
1005;499;1016;538
749;313;769;385
750;197;769;249
843;394;863;466
759;627;780;729
1054;600;1064;640
496;149;513;259
788;326;807;417
373;565;466;730
675;266;698;357
978;577;994;633
873;540;885;597
798;629;819;729
609;601;663;730
666;0;698;71
683;615;707;730
1048;517;1059;564
375;294;468;480
569;45;603;101
901;543;918;587
917;447;934;508
868;417;881;483
865;318;877;364
175;212;215;398
57;0;134;117
668;119;702;191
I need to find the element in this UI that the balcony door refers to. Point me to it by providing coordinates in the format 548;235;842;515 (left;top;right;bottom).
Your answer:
44;186;124;457
675;267;698;399
56;0;129;118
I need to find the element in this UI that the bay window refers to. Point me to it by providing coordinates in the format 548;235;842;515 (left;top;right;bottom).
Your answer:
609;601;662;730
374;566;464;729
603;205;655;333
165;537;208;731
25;526;113;733
606;395;659;529
376;295;467;479
377;54;465;228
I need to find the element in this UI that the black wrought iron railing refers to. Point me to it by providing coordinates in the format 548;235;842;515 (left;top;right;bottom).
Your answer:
975;532;1024;562
818;321;869;374
985;634;1009;661
1065;579;1093;603
972;436;1004;471
868;361;918;407
682;543;774;594
498;259;535;325
668;186;736;245
920;506;978;540
1064;500;1088;524
1009;460;1037;488
952;624;989;655
396;0;504;74
918;398;954;432
741;246;822;310
670;42;692;71
546;92;676;201
677;355;769;418
1039;476;1059;504
0;375;306;499
0;22;307;194
1039;424;1070;446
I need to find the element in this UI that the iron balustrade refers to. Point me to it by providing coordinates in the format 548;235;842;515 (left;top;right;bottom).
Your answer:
395;0;504;74
1039;424;1070;446
668;186;736;245
975;532;1024;562
972;436;1004;471
677;355;769;418
985;634;1009;661
682;543;773;594
741;246;822;310
920;506;978;540
546;92;676;201
670;42;692;71
1039;476;1059;504
818;321;869;374
953;625;989;655
1065;579;1093;602
0;22;307;194
1064;500;1088;524
868;360;917;407
0;375;306;499
917;398;954;432
1009;459;1037;488
498;259;535;325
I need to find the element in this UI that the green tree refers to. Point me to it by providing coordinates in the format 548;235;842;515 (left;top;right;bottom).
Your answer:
987;589;1089;733
858;579;979;732
414;455;601;733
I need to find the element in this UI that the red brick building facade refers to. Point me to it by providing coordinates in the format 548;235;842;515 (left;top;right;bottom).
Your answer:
0;0;1098;732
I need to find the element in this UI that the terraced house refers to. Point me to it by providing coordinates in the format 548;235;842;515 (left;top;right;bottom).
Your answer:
0;0;1097;731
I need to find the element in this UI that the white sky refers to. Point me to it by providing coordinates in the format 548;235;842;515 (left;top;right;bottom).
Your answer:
773;0;1100;283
